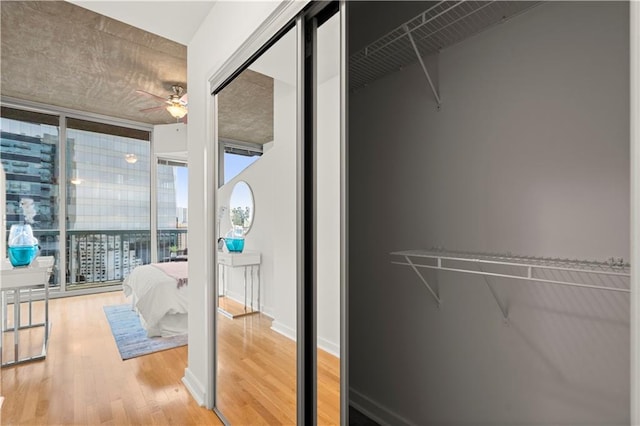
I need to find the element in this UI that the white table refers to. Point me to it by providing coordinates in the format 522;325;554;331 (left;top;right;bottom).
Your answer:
217;251;261;318
0;257;54;367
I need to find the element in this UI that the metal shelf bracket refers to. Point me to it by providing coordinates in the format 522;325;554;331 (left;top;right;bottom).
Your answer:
404;255;441;307
478;265;509;324
403;25;441;110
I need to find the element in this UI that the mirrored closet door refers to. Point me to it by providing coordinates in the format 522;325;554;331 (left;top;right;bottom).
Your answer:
211;2;345;424
314;7;342;426
214;24;300;425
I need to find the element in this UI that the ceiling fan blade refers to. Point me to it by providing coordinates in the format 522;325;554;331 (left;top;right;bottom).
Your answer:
179;93;188;104
140;105;167;113
135;89;168;103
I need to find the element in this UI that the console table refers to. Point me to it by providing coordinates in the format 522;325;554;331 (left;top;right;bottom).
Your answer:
217;251;261;318
1;257;54;367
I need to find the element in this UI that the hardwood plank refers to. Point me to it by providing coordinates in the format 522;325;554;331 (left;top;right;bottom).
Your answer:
85;403;101;425
218;295;258;318
2;290;341;425
2;292;223;426
216;310;341;425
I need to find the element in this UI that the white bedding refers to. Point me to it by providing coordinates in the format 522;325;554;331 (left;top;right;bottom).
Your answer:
123;263;188;337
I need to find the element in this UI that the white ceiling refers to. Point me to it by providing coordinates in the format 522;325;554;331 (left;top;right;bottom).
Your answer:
69;1;216;45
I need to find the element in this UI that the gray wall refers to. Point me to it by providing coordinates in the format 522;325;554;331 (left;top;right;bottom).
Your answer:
349;2;630;425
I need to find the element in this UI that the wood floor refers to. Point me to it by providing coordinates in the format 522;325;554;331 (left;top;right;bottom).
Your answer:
1;291;340;425
216;299;340;425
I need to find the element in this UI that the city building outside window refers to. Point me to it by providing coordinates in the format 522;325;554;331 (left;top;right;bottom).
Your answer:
65;119;151;287
0;105;184;293
157;159;188;262
1;107;61;286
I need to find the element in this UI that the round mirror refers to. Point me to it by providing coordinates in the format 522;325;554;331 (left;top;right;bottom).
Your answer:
229;181;254;235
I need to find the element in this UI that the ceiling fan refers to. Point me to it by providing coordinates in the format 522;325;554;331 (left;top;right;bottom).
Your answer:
136;85;188;120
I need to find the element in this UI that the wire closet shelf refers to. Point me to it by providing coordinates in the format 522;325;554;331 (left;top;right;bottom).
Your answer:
392;248;630;322
350;1;541;92
392;248;630;300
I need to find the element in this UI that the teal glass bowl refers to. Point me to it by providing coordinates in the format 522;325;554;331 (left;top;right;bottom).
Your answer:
225;238;245;253
8;245;38;267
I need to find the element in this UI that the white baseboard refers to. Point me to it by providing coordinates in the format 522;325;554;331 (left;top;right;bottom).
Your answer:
182;368;206;407
271;319;296;341
261;306;275;319
350;386;416;426
271;321;340;358
220;290;244;305
220;290;273;317
318;336;340;358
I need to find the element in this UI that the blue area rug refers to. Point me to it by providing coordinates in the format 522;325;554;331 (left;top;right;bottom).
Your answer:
103;304;187;360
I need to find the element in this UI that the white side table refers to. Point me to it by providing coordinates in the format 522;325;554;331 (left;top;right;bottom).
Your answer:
217;251;261;318
0;256;54;367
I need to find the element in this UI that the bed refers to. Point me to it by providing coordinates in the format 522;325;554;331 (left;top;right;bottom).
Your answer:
122;262;188;337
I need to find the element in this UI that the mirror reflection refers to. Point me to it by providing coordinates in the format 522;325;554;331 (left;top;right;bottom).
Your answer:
215;13;341;425
228;180;254;235
215;26;299;425
316;10;341;425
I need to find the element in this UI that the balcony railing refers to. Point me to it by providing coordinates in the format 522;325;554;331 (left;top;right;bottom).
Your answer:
157;228;189;262
67;230;151;288
18;228;187;290
24;229;59;287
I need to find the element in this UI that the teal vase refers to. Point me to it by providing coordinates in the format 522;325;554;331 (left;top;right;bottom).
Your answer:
7;224;39;267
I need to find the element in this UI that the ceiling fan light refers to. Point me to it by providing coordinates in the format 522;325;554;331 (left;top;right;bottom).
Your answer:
125;153;138;164
167;104;187;119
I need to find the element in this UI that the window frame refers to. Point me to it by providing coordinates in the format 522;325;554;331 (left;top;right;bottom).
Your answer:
217;138;263;187
1;97;154;296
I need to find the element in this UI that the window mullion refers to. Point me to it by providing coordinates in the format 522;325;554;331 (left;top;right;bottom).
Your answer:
150;142;158;264
59;114;67;293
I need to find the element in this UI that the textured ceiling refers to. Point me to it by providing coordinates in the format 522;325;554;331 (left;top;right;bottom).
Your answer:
1;1;278;144
219;69;274;145
1;1;187;125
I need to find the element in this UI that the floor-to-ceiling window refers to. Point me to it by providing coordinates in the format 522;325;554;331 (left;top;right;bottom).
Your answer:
65;118;151;288
219;140;262;186
1;107;61;287
157;158;188;262
1;103;156;293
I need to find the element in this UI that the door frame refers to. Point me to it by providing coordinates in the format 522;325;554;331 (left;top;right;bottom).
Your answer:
205;1;640;423
206;1;348;424
630;2;639;423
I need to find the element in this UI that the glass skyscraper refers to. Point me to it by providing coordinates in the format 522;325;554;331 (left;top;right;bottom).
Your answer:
1;108;185;288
